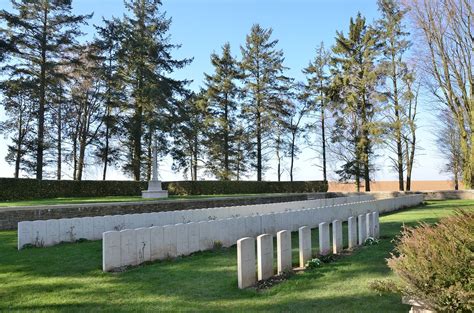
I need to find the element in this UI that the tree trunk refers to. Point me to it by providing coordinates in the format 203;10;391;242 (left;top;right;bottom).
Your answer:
132;104;143;181
224;94;229;180
57;99;62;180
321;98;327;182
256;108;262;181
290;132;296;182
77;133;86;181
193;137;198;181
14;119;22;179
36;7;48;180
102;106;111;180
146;133;152;181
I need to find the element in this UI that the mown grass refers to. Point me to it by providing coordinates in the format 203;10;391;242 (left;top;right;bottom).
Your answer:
0;194;277;208
0;200;471;312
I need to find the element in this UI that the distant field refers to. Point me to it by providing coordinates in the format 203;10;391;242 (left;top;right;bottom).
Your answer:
0;200;470;312
329;180;459;192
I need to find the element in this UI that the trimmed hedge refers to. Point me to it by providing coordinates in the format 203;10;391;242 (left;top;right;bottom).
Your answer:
0;178;327;201
0;178;147;201
163;180;327;195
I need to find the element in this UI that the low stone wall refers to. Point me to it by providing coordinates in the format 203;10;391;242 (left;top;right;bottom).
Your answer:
2;193;376;231
18;195;373;249
0;194;311;231
5;189;466;232
102;195;423;272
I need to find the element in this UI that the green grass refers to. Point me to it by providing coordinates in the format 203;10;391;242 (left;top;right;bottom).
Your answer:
0;200;471;312
0;194;278;208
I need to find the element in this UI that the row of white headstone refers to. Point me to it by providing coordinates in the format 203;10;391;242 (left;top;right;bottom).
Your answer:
18;195;374;249
102;195;423;272
237;211;380;288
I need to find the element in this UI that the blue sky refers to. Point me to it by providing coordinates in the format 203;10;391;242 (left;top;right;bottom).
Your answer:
0;0;447;181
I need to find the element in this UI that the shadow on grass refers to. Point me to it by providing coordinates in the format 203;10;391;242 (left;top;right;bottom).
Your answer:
0;201;470;311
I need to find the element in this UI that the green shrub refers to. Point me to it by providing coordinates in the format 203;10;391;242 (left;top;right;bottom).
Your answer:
384;210;473;312
163;180;327;195
0;178;327;201
363;237;379;246
0;178;147;201
305;258;322;269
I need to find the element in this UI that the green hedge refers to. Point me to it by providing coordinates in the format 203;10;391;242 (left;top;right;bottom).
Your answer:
163;180;327;195
0;178;327;201
0;178;147;201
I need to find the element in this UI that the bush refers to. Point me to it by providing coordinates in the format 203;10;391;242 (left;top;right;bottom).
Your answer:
363;237;379;246
163;180;327;195
0;178;327;201
305;258;322;269
0;178;147;201
384;210;473;312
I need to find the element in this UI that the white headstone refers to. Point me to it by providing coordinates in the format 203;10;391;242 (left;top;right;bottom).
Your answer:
176;223;190;256
318;222;330;256
120;229;138;267
347;216;357;249
150;226;165;261
332;220;343;254
198;221;212;251
103;231;121;271
136;227;151;264
112;215;125;231
277;230;292;274
92;216;106;240
45;219;60;246
32;220;47;247
59;218;74;243
299;226;312;268
162;224;178;258
366;212;374;238
372;211;380;238
187;222;200;254
257;234;274;281
237;237;256;289
70;217;84;240
358;214;367;245
83;217;94;240
18;221;33;249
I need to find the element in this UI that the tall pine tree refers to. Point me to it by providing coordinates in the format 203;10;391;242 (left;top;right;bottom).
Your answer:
303;43;331;182
203;43;242;180
118;0;191;180
377;0;412;191
240;24;290;181
331;14;383;191
0;0;91;179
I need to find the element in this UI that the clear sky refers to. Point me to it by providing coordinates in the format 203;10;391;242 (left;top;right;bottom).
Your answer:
0;0;448;181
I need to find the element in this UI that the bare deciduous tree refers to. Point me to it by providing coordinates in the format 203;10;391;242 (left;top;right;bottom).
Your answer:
404;0;473;188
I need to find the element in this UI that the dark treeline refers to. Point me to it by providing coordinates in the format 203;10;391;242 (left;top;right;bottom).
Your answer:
0;0;471;191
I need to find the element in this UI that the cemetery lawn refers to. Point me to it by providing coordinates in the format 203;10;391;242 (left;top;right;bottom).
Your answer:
0;194;272;207
0;200;471;312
